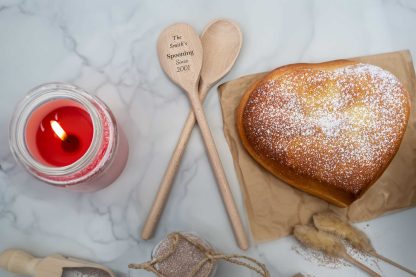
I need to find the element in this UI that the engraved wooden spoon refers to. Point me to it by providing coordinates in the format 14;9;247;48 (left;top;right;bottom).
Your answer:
141;19;243;241
155;23;249;250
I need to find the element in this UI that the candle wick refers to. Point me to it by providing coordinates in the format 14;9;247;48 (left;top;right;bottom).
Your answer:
62;134;80;153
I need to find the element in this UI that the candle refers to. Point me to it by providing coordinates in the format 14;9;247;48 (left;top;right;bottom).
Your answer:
9;83;129;192
130;232;270;276
35;106;93;166
151;233;217;277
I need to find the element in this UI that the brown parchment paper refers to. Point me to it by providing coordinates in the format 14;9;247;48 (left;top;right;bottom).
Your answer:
218;50;416;243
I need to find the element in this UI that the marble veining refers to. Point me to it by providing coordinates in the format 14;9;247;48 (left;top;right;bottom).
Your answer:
0;0;416;276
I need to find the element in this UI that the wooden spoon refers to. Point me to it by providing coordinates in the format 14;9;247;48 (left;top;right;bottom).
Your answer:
141;19;243;241
156;23;249;250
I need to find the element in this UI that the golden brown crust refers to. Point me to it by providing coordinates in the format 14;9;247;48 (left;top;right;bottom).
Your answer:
236;60;410;207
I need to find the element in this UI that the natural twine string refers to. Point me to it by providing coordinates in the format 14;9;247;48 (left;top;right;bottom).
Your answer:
128;232;270;277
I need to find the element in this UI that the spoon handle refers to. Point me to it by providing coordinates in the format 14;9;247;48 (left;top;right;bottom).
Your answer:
141;84;211;240
187;88;249;250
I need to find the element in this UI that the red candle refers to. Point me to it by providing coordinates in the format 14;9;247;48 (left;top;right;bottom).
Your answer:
36;106;93;166
10;83;129;192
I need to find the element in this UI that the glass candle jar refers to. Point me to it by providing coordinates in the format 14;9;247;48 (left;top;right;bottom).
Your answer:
151;232;217;277
9;83;129;192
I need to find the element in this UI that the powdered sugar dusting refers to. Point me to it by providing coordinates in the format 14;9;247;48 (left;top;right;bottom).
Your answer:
243;63;409;194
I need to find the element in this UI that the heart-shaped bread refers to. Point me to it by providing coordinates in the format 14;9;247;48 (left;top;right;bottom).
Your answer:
236;61;410;207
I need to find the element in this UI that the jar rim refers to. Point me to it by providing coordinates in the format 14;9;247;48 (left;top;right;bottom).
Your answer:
9;82;106;185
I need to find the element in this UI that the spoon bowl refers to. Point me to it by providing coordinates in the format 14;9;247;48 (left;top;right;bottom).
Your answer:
200;19;243;89
157;23;203;94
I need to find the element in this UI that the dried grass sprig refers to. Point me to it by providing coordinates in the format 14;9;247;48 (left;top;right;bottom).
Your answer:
293;225;380;277
313;211;416;276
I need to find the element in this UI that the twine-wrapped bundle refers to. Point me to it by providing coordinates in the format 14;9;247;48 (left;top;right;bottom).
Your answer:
129;232;269;277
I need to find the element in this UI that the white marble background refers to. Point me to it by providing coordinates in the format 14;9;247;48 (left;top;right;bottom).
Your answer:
0;0;415;276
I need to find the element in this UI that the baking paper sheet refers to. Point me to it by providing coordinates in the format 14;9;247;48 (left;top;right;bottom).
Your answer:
218;50;416;242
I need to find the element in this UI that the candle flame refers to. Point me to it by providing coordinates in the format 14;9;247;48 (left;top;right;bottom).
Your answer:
50;120;68;141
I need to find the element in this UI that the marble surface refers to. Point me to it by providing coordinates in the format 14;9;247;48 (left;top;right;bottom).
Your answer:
0;0;416;276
